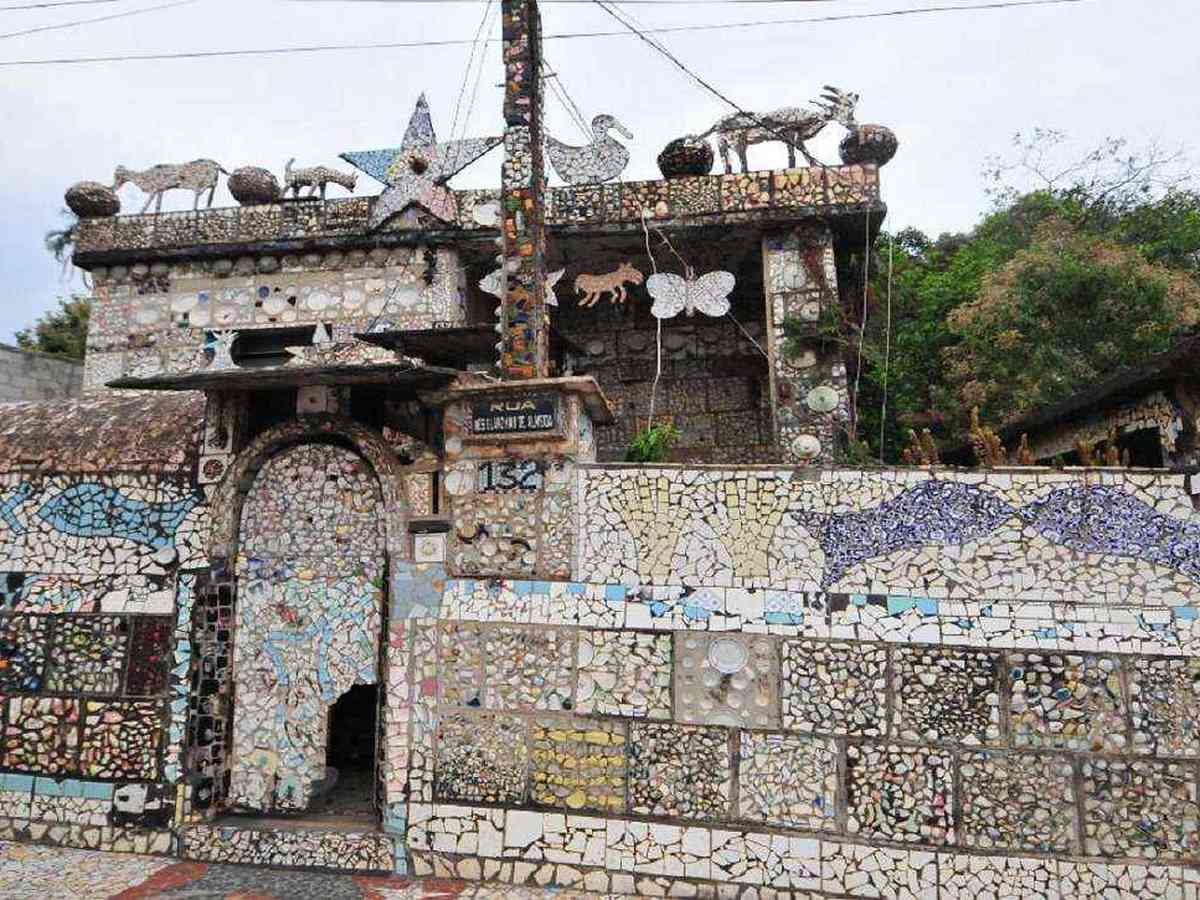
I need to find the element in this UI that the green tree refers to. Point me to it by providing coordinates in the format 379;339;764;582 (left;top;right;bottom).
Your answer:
793;132;1200;462
44;208;78;267
943;220;1200;427
15;296;91;360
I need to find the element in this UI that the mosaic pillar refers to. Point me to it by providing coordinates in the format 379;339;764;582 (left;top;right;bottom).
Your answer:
762;226;849;464
499;0;549;379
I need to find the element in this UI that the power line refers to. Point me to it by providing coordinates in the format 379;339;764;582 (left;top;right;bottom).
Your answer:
0;0;1090;66
594;0;837;176
0;0;193;40
0;0;124;11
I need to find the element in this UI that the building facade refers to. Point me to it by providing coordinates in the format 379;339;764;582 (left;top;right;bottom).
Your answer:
1;4;1198;893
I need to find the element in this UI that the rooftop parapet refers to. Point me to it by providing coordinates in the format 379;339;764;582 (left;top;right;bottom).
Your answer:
72;164;883;264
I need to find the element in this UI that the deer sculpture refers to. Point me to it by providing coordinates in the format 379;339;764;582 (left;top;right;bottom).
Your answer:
112;159;228;213
697;86;859;174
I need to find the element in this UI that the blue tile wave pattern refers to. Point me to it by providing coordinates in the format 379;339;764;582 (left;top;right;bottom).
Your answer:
798;481;1013;587
35;483;200;549
1020;485;1200;583
800;482;1200;588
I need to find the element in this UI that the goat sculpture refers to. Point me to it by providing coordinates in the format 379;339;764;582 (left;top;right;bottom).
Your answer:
698;86;859;174
282;159;357;200
113;159;227;213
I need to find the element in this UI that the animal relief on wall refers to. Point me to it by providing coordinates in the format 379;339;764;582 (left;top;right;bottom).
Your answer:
697;86;859;173
546;114;633;185
647;270;736;319
575;262;644;308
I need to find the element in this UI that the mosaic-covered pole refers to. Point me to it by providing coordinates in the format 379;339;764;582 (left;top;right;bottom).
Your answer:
499;0;549;379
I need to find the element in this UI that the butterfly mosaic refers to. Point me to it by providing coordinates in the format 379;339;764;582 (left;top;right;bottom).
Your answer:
646;270;736;319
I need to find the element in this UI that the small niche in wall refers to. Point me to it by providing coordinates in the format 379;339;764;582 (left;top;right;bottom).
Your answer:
225;326;317;369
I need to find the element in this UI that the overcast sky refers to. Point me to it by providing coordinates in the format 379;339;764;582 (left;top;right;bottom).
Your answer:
0;0;1195;342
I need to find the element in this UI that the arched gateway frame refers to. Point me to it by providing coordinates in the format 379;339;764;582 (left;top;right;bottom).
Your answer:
205;415;409;817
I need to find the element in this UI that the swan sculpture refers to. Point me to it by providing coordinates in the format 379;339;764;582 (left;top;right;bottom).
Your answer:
546;114;633;185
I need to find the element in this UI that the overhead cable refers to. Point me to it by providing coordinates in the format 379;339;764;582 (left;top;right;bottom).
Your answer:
0;0;194;40
0;0;1089;65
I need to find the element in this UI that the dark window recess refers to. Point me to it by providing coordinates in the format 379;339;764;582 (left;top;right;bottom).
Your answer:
1120;426;1164;468
245;388;298;440
350;387;387;433
226;326;317;369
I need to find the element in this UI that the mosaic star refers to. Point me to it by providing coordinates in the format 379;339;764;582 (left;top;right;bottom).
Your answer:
341;94;501;229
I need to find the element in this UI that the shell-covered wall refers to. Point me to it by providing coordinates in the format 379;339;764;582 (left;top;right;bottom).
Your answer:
82;247;469;390
2;385;1199;895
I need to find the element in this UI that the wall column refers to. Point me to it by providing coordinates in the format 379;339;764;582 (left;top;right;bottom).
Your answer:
762;226;850;464
499;0;549;379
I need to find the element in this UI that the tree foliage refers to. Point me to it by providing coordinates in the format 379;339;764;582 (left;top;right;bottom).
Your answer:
15;296;91;360
943;220;1200;427
795;132;1200;462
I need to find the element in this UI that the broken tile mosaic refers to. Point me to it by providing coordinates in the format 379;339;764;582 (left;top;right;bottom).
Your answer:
628;723;731;819
529;718;626;815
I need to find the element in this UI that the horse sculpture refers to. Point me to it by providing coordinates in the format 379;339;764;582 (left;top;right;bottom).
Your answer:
113;159;228;213
698;86;859;174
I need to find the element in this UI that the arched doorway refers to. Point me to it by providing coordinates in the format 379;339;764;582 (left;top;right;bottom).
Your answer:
226;440;386;815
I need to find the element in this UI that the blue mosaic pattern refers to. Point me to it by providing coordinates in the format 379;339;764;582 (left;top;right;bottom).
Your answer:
800;482;1200;588
0;483;33;534
1020;485;1200;583
36;483;200;549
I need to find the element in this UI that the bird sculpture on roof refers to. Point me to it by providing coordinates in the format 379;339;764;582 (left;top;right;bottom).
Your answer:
546;114;633;185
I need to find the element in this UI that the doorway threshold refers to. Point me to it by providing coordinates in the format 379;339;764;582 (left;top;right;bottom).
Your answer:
180;815;395;872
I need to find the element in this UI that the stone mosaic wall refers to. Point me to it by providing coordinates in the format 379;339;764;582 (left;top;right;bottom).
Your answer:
72;165;882;258
556;266;774;464
82;246;467;389
0;462;206;856
762;226;849;465
383;462;1200;894
228;442;385;813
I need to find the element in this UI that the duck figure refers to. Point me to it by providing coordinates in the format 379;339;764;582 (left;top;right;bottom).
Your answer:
546;114;633;185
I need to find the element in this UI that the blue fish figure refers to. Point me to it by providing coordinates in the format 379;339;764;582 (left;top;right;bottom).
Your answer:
800;480;1016;588
1020;485;1200;584
36;483;200;550
0;482;33;535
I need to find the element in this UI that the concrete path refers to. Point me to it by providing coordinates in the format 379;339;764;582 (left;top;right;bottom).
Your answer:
0;841;619;899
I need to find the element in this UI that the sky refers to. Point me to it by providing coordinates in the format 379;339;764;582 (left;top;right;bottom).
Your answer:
0;0;1196;342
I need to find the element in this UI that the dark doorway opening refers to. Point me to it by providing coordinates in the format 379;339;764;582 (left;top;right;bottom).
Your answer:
314;683;378;819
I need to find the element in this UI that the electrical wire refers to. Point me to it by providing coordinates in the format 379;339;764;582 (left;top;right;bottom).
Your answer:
0;0;1090;66
0;0;123;11
448;0;493;148
0;0;192;39
879;231;894;459
852;208;870;441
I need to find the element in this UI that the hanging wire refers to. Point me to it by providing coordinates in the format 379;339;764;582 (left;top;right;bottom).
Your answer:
851;208;870;441
879;231;894;459
639;209;666;429
447;0;494;147
542;61;594;142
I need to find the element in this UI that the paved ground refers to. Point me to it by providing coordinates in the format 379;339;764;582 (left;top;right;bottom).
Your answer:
0;841;615;899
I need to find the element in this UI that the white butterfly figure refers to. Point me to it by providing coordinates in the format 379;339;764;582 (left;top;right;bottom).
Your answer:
647;270;735;319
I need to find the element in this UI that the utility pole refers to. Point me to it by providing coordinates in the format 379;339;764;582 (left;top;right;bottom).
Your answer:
498;0;549;380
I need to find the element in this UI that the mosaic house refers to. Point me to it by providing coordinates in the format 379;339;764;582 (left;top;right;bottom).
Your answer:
2;1;1198;896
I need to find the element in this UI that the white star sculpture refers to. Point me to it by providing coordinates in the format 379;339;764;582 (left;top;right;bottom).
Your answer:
341;94;502;229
